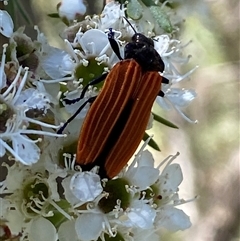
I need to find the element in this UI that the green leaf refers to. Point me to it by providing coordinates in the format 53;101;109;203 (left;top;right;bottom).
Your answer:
149;5;173;33
48;13;60;18
126;0;143;20
152;113;179;129
143;132;161;151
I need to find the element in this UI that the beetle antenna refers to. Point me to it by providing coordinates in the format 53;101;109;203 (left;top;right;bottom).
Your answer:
123;17;137;34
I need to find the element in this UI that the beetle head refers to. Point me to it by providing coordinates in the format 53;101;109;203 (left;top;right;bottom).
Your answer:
124;33;165;73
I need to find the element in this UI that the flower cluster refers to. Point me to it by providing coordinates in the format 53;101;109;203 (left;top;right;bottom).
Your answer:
0;1;197;241
1;142;193;241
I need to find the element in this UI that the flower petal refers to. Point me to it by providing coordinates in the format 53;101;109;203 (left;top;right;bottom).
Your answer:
70;172;103;202
133;228;159;241
161;163;183;190
58;220;78;241
154;35;170;55
157;207;191;232
11;134;40;165
126;200;156;229
128;166;159;190
0;10;14;37
62;176;80;206
14;88;50;111
75;213;104;241
41;48;74;79
80;29;109;56
0;139;6;157
28;217;58;241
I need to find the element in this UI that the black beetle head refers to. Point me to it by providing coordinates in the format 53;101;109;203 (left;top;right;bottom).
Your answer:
124;34;165;73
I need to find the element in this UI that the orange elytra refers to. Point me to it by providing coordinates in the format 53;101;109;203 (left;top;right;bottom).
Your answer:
77;59;163;178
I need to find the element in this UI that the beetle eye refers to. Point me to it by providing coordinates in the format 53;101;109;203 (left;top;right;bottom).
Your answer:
131;33;139;42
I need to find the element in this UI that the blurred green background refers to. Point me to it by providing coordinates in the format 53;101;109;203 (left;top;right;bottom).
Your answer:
1;0;239;240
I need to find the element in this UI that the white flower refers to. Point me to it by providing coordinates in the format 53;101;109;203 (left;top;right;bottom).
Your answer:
0;161;73;240
31;26;75;82
67;27;119;66
99;1;126;30
0;45;65;165
120;145;193;235
0;97;60;165
61;170;109;241
154;35;198;122
148;153;193;232
41;47;74;79
148;153;184;207
124;150;159;191
78;29;110;56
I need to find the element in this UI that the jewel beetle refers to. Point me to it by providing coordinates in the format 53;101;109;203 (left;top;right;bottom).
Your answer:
58;20;169;178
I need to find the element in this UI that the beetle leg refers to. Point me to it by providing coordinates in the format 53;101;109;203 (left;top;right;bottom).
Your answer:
158;90;165;97
64;73;108;105
162;77;169;84
57;96;97;134
79;72;108;99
